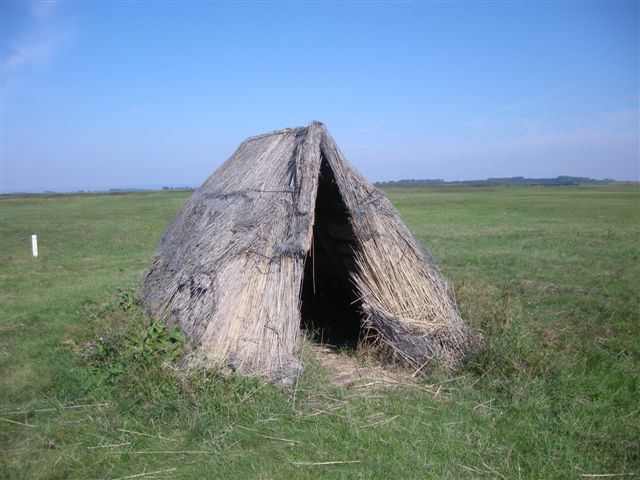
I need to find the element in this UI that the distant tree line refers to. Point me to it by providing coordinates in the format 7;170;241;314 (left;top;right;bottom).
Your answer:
2;187;196;196
375;176;624;187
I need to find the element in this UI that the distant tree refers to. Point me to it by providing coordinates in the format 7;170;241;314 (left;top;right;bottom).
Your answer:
374;175;620;187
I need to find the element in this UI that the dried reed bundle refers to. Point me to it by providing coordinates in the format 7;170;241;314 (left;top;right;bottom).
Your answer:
142;121;471;383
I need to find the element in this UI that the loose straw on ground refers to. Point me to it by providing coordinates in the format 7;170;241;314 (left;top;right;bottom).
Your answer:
118;428;177;443
291;460;361;466
0;417;34;427
1;402;112;416
111;468;177;479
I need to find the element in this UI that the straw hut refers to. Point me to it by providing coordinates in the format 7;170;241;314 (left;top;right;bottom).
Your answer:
142;121;471;383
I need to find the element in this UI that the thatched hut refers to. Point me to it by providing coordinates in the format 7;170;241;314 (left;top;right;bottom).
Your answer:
142;121;471;383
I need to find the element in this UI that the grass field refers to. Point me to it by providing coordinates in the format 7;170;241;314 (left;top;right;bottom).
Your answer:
1;185;638;479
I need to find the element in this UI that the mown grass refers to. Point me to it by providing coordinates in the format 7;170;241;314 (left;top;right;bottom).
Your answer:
0;185;638;479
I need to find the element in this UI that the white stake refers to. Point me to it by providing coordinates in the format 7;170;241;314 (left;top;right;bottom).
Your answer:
31;234;38;257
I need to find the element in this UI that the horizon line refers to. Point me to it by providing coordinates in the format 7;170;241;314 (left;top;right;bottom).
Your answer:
2;175;639;195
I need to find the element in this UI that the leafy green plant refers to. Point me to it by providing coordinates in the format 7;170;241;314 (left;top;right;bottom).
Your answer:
117;287;140;311
126;322;185;362
82;288;185;383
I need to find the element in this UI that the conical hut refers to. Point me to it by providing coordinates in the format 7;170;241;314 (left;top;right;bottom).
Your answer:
142;121;471;383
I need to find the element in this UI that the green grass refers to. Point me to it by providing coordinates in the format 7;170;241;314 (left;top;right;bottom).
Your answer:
1;185;638;479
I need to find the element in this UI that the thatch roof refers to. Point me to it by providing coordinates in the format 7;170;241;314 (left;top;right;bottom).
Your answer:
142;121;471;383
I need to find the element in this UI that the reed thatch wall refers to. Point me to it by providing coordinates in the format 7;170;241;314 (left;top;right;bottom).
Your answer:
142;121;471;383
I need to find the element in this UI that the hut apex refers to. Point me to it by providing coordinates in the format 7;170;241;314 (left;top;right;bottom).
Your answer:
142;121;472;383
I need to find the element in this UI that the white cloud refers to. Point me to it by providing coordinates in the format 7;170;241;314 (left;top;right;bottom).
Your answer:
1;1;64;97
3;31;60;73
29;0;59;23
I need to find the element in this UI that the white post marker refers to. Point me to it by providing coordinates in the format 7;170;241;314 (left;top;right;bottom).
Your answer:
31;234;38;258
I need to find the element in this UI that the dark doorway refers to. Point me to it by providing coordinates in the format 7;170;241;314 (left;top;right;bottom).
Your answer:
300;158;362;349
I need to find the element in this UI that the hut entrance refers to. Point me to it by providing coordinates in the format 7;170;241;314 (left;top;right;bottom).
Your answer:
300;159;362;349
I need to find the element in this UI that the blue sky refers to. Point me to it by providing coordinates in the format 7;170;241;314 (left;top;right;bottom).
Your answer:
1;1;638;192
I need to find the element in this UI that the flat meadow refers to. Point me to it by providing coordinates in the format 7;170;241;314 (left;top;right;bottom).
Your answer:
1;185;638;479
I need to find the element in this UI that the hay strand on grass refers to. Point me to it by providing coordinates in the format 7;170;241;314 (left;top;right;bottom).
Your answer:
0;402;112;416
579;475;637;478
111;451;212;455
291;460;361;466
88;442;132;449
0;417;34;427
112;468;177;479
237;425;300;444
118;428;177;442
